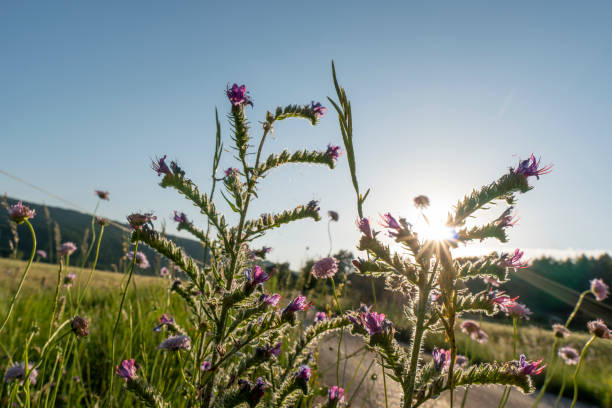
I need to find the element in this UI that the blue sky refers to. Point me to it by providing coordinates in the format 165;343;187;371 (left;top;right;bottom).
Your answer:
1;2;611;268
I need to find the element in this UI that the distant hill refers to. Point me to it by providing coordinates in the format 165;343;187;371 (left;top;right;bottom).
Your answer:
0;196;206;274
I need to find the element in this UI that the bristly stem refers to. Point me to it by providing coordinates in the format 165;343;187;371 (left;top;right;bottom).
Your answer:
405;287;429;408
499;316;519;408
570;335;596;408
0;219;36;335
76;224;105;312
108;239;140;407
330;277;343;386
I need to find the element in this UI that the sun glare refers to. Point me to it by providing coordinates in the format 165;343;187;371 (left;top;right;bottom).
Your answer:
414;206;457;242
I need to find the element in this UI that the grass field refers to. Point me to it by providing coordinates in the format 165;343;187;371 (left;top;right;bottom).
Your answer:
1;259;611;407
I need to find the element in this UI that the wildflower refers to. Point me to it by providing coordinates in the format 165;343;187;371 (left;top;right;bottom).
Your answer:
490;290;518;307
63;273;77;287
244;265;270;286
8;201;35;224
432;347;450;371
4;362;38;385
252;377;267;401
314;311;327;322
326;144;342;162
328;210;339;222
483;275;501;287
284;295;312;313
269;342;282;357
306;200;320;212
58;242;77;257
260;293;281;307
311;257;339;279
36;250;47;259
256;343;282;360
504;301;532;320
380;213;401;237
152;155;172;176
310;101;327;118
226;83;253;107
497;208;519;228
96;216;109;226
115;359;138;381
71;316;89;337
224;167;239;178
160;266;170;277
552;324;570;339
157;335;192;351
356;217;373;238
558;346;580;365
518;354;545;375
328;385;345;404
297;365;311;381
153;314;174;332
200;361;212;372
514;154;552;179
590;278;609;301
455;355;469;369
173;211;188;224
413;195;430;209
126;212;156;230
127;251;150;269
460;320;480;336
95;190;110;200
360;311;385;336
503;249;529;271
587;319;610;339
474;330;488;344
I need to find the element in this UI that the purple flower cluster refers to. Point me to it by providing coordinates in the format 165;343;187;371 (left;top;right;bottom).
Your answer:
59;242;78;257
224;167;239;178
127;251;151;269
310;101;327;118
173;211;188;224
503;249;529;271
244;265;270;286
152;155;172;177
226;83;253;107
297;365;311;381
260;293;281;307
127;212;156;230
514;154;552;179
200;361;212;372
8;201;36;224
379;213;401;237
153;314;174;332
4;362;38;385
314;311;327;322
238;377;267;402
328;385;345;404
590;278;609;301
284;295;312;313
157;335;192;351
311;257;339;279
518;354;545;375
432;347;450;371
326;144;342;162
349;310;386;336
356;217;373;238
115;359;138;381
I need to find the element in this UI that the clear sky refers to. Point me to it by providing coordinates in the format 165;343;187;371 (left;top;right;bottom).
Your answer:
2;1;611;268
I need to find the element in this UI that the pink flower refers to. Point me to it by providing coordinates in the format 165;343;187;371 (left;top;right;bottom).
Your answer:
153;314;174;332
460;320;480;336
245;265;270;286
328;385;345;403
173;211;188;224
314;311;327;322
36;250;47;259
311;257;339;279
157;335;192;351
4;362;38;385
152;155;172;176
360;311;386;336
310;102;327;118
504;301;532;320
115;359;138;381
587;319;610;339
8;201;35;224
127;251;150;269
260;293;281;307
518;354;545;375
297;365;311;381
126;212;156;230
59;242;77;257
63;272;77;287
224;167;239;177
284;295;312;312
226;83;253;107
326;144;342;162
94;190;110;200
200;361;212;372
356;217;373;238
558;347;580;365
590;278;609;301
160;267;170;277
514;154;552;179
552;324;570;338
503;249;529;271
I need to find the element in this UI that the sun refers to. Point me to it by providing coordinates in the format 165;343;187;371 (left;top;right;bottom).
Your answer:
414;206;457;242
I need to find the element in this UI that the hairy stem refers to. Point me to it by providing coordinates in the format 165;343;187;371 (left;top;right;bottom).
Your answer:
570;335;596;408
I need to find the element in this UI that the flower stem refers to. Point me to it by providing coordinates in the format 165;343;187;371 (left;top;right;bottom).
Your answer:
499;317;519;408
570;335;596;408
553;366;566;408
331;277;343;386
81;200;100;268
49;260;63;337
0;219;36;335
76;225;105;312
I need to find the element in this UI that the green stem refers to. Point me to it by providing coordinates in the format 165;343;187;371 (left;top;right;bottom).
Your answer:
109;239;139;407
460;385;470;408
553;366;566;408
330;278;343;386
76;225;104;312
0;219;36;335
499;317;519;408
570;335;596;408
405;289;428;408
49;261;63;337
81;200;100;268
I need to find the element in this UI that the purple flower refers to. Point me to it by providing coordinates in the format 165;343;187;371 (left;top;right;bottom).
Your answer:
244;265;270;286
328;210;339;222
126;212;156;230
8;201;35;224
514;154;552;179
63;273;77;287
306;200;320;212
297;365;311;381
503;249;529;271
94;190;110;200
356;217;373;239
558;347;580;365
157;335;192;351
590;278;609;301
380;213;401;237
455;355;469;369
152;155;172;177
432;347;450;371
328;386;345;403
59;242;78;257
474;330;488;344
127;251;151;269
224;167;239;178
314;311;327;322
490;291;518;308
310;101;327;118
160;266;170;277
497;208;519;228
4;362;38;385
115;359;138;381
36;250;47;259
226;83;253;107
200;361;212;372
173;211;188;224
284;295;312;313
269;342;282;358
326;144;342;162
260;293;281;307
552;324;570;338
153;314;174;332
503;301;532;320
518;354;545;375
460;320;480;336
251;377;267;401
587;319;610;339
311;257;339;279
360;311;385;336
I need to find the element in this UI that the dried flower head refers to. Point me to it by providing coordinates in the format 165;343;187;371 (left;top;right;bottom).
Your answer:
356;217;373;239
587;319;610;339
328;210;339;222
71;316;89;337
311;257;339;279
552;324;570;338
314;311;327;322
325;144;342;162
328;385;345;404
59;242;77;257
310;101;327;118
260;293;281;307
96;216;109;226
297;365;311;381
590;278;609;301
514;154;552;179
152;155;172;176
226;83;253;107
95;190;110;200
115;359;138;381
36;250;47;259
518;354;545;375
4;362;38;385
413;195;430;209
558;346;580;365
497;208;519;228
8;201;36;224
126;212;156;230
126;251;150;269
157;335;192;351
